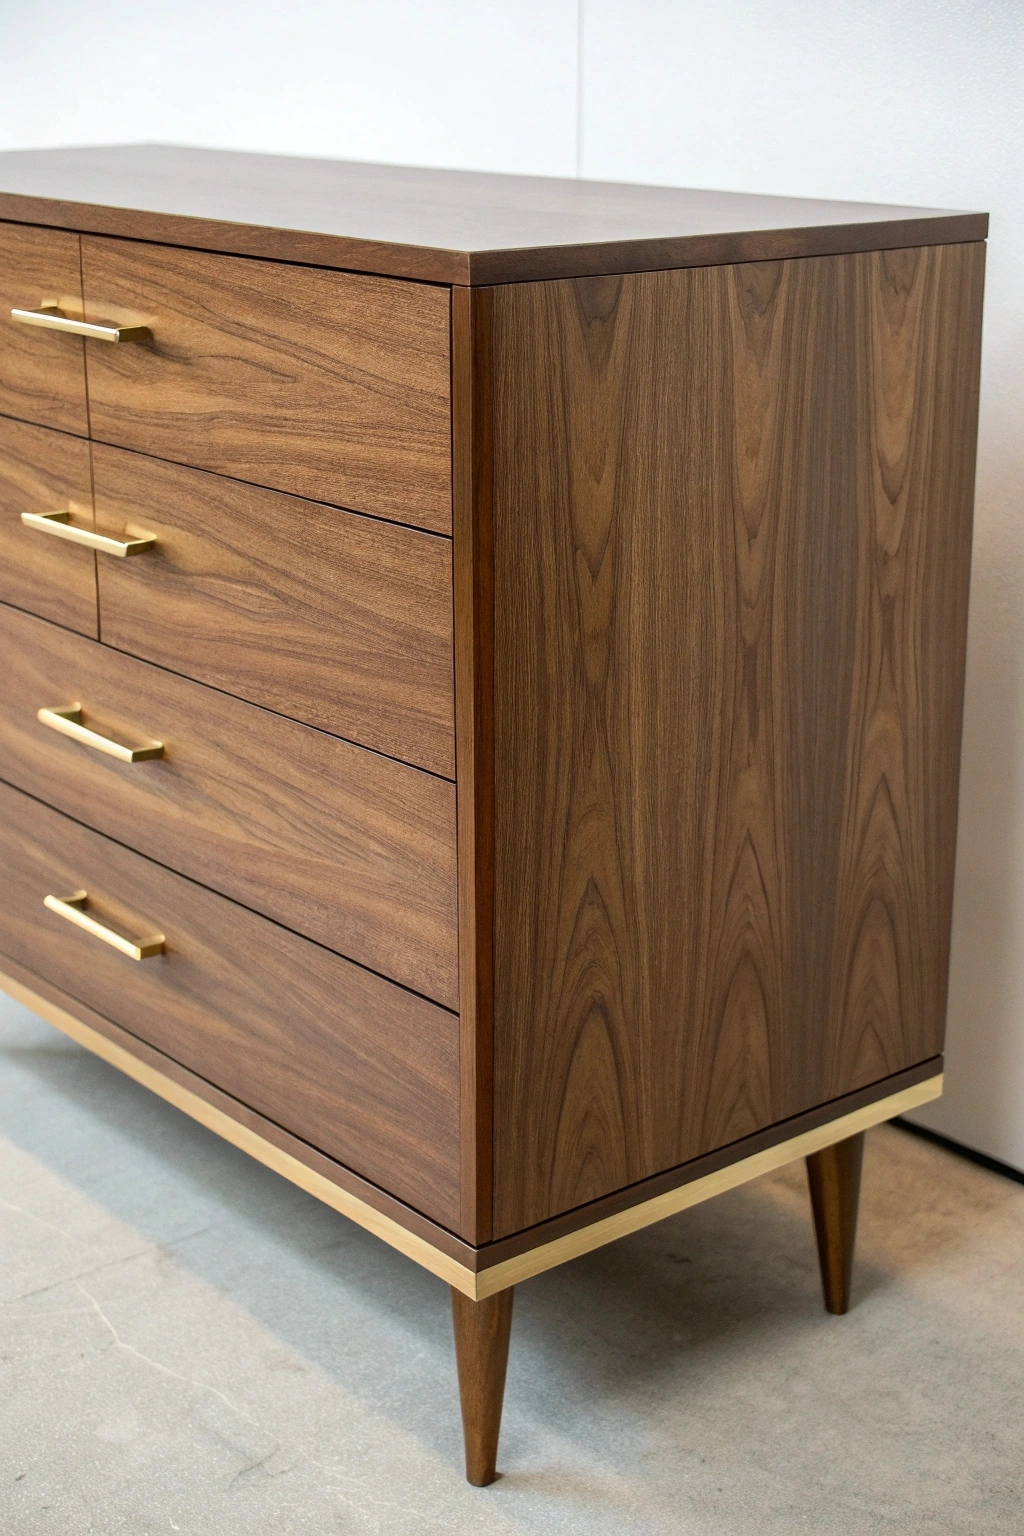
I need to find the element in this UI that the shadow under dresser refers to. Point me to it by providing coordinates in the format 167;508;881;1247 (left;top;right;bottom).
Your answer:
0;145;985;1484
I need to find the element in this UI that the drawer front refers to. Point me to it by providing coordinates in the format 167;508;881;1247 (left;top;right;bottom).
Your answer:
80;236;452;533
0;605;458;1007
0;417;98;637
0;781;461;1227
91;444;455;777
0;222;90;436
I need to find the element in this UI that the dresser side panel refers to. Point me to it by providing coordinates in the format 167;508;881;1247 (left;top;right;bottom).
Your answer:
490;245;984;1236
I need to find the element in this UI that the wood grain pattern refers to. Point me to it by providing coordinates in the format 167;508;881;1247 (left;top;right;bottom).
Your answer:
78;236;452;532
473;1076;940;1296
0;956;481;1275
0;959;935;1289
0;221;89;434
0;604;458;1006
450;1287;514;1484
0;416;98;636
0;938;943;1276
490;243;984;1237
0;149;988;284
451;284;495;1240
475;1058;940;1273
90;444;455;777
806;1131;865;1314
0;781;461;1227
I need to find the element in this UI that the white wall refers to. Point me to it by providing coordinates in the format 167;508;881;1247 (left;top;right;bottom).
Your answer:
1;0;1021;1168
0;1;579;175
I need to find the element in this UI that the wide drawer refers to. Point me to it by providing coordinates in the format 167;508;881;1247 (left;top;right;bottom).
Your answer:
0;222;89;436
0;781;461;1227
91;443;455;777
0;604;458;1007
0;417;98;637
78;236;452;533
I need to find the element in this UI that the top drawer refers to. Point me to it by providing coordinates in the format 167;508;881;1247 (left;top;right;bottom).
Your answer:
0;223;89;436
79;237;452;533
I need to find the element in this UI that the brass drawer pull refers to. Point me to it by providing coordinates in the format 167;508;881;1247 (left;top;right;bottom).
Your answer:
21;510;156;557
11;305;151;343
38;705;164;763
43;891;165;960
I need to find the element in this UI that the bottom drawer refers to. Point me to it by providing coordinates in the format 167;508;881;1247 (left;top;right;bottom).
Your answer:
0;781;460;1228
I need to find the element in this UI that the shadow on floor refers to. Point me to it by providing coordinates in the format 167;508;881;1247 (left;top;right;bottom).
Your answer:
0;1012;1001;1449
3;997;1024;1536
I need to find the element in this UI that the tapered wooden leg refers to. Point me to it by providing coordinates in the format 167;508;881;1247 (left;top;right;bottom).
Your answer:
451;1286;514;1485
806;1131;865;1315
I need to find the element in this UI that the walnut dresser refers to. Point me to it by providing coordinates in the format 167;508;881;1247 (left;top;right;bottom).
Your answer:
0;146;985;1484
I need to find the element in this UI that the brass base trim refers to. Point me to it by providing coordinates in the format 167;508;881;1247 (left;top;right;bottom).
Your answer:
0;968;477;1295
471;1073;942;1297
0;966;942;1301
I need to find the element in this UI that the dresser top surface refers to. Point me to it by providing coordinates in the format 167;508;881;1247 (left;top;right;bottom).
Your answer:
0;143;986;286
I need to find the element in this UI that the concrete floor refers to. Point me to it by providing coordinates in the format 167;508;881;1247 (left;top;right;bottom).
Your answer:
1;996;1022;1536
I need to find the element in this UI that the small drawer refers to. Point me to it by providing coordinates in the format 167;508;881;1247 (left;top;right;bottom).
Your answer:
0;222;90;437
0;604;458;1007
91;443;455;777
0;780;461;1228
0;417;98;637
79;236;452;533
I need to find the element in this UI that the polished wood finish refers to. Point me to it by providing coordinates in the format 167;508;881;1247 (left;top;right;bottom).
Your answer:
0;781;461;1227
451;1286;514;1484
90;444;455;776
0;148;988;284
0;152;986;1481
451;284;495;1241
0;416;98;636
490;243;984;1237
0;220;89;434
0;953;943;1299
0;604;458;1006
0;958;483;1285
79;236;452;531
476;1061;941;1276
475;1081;937;1298
806;1131;865;1314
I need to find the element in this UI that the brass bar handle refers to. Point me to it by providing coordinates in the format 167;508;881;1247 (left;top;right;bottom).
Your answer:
11;305;151;343
21;510;156;558
43;891;165;961
38;705;164;763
